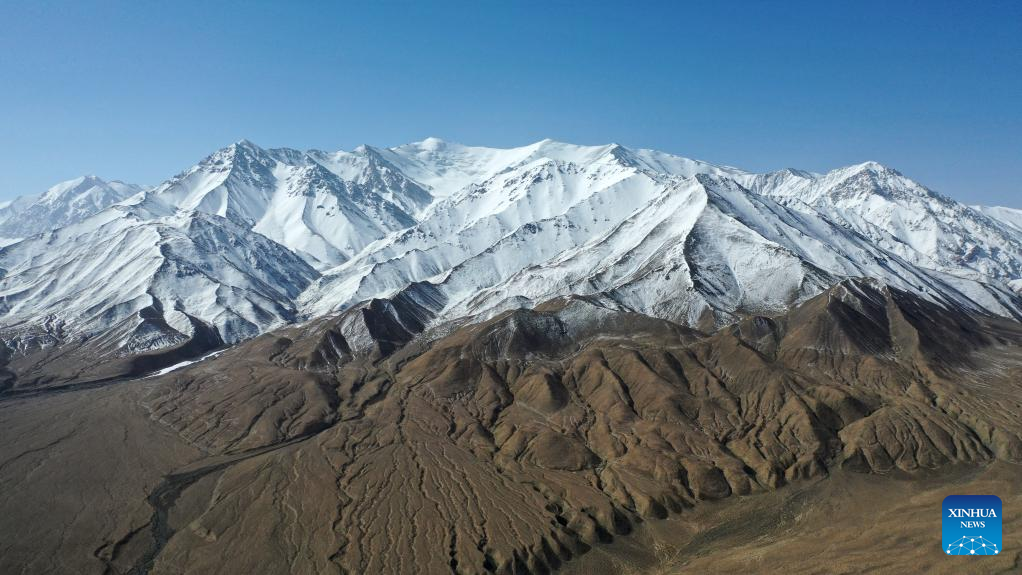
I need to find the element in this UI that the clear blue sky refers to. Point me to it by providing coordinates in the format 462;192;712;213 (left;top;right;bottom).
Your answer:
1;1;1019;205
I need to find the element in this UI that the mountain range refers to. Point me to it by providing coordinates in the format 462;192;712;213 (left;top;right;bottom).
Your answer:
1;138;1020;380
2;139;1022;575
0;175;142;245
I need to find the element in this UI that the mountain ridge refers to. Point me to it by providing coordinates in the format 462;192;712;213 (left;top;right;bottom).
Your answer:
0;175;143;244
1;138;1020;381
2;140;1022;575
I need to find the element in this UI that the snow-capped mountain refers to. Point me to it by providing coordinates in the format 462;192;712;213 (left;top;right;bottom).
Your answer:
0;175;142;245
974;205;1022;293
302;140;1022;327
739;163;1022;286
976;205;1022;235
1;138;1020;358
0;198;317;352
149;140;431;270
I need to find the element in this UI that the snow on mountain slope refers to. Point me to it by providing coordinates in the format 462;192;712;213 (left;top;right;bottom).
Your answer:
299;142;660;315
0;201;317;352
371;138;662;199
0;175;143;242
741;163;1022;286
301;142;1022;327
976;205;1022;234
307;145;433;217
2;138;1020;360
150;140;429;269
975;205;1022;293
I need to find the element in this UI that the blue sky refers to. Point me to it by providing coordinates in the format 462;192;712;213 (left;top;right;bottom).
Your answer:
1;1;1019;205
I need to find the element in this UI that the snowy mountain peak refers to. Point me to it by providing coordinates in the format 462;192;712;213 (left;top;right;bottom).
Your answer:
147;139;432;270
204;139;276;169
2;138;1021;363
749;158;938;207
834;160;903;182
417;136;448;150
39;174;108;202
847;160;889;172
976;205;1022;234
224;138;270;159
783;167;814;176
0;175;143;244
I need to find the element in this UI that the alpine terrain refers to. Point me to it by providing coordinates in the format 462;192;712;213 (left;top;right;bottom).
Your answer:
2;139;1022;574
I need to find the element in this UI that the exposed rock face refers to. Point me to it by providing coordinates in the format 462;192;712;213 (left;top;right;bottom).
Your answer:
26;279;1006;574
0;311;224;390
5;140;1022;377
560;462;1022;574
4;142;1022;574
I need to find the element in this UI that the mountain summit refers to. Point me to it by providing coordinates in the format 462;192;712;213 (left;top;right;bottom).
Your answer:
2;139;1022;575
0;175;142;243
0;139;1020;374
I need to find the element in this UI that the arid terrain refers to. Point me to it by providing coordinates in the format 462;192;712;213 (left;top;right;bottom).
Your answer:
3;2;1021;572
564;463;1022;574
2;279;1021;574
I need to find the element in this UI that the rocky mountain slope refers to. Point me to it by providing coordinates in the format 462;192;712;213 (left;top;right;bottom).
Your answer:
3;279;1020;574
0;200;316;368
0;175;142;244
1;139;1021;385
2;139;1022;574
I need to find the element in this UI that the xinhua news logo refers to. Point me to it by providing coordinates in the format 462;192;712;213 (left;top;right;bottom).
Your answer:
943;495;1002;556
